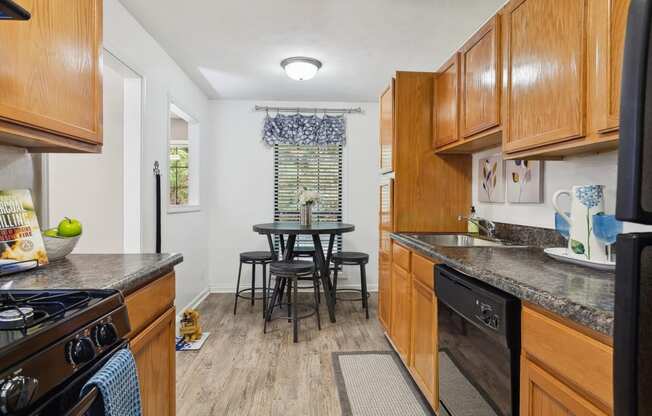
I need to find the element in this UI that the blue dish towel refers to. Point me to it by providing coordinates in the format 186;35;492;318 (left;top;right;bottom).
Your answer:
80;348;143;416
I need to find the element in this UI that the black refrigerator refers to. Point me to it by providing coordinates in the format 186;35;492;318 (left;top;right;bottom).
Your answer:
615;0;652;414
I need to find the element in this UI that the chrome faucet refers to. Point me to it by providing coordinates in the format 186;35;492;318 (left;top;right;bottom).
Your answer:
457;215;497;239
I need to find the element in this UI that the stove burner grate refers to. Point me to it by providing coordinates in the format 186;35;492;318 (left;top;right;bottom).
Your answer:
0;291;91;331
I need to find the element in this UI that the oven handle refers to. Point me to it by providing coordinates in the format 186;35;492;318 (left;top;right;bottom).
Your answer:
63;386;98;416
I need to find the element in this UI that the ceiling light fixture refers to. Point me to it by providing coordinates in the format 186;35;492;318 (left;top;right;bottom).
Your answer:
281;57;322;81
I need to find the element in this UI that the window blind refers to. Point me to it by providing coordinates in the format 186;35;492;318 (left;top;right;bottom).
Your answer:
274;144;343;252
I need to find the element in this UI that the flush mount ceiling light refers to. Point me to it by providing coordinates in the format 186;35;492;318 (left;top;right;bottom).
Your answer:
281;57;322;81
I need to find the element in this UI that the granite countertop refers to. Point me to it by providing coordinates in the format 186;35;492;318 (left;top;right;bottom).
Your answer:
391;233;615;336
0;253;183;295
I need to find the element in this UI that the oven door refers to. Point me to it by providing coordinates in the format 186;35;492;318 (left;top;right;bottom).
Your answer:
437;300;515;416
28;341;128;416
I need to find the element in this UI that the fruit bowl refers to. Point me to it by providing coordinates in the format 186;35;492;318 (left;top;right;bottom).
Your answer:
42;233;81;261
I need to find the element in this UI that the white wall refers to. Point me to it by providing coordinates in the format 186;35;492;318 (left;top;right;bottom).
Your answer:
48;64;125;253
102;0;212;310
472;147;652;233
208;100;379;292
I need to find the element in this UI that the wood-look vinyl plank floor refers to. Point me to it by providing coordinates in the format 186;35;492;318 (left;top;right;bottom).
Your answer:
176;293;389;416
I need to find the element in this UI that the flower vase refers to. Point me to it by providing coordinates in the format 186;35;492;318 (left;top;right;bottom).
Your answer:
300;203;313;226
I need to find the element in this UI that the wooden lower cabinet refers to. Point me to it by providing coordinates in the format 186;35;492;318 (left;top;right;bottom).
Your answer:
390;263;412;362
521;357;607;416
410;278;438;410
521;306;613;416
378;250;392;332
125;271;177;416
383;242;439;411
131;307;176;416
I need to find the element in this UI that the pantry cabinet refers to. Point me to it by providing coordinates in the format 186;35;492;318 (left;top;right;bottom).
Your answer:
433;54;461;149
378;179;393;332
0;0;103;152
379;81;395;173
125;271;177;416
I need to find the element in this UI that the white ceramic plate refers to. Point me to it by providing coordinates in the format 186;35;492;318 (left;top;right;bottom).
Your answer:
544;247;615;272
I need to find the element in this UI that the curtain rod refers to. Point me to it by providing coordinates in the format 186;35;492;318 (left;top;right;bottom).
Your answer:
254;105;363;114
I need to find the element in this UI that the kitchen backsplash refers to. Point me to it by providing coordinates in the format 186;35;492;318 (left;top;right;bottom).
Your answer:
471;146;652;233
494;222;566;248
0;145;46;225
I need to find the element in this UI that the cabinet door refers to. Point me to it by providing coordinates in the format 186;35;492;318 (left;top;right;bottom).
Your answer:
0;0;103;145
378;250;392;332
410;279;438;410
131;307;176;416
521;356;608;416
589;0;629;134
379;179;394;240
434;54;460;148
461;15;501;138
503;0;586;153
379;80;395;173
390;264;412;363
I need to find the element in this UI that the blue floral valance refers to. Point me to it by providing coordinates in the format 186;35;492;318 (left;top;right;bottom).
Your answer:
262;114;346;146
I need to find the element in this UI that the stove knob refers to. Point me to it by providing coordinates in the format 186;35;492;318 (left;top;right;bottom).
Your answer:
93;323;118;347
0;376;38;415
66;337;96;366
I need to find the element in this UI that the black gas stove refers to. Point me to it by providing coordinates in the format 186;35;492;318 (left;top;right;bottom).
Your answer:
0;289;130;415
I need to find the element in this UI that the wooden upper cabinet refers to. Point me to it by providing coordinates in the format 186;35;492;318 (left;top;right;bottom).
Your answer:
502;0;586;154
460;15;501;139
379;80;395;173
589;0;629;135
434;54;460;148
0;0;103;152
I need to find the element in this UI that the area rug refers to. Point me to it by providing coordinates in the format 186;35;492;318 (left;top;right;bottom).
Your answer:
332;351;435;416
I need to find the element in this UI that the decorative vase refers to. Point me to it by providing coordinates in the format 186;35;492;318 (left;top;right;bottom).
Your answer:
300;203;313;226
552;184;607;262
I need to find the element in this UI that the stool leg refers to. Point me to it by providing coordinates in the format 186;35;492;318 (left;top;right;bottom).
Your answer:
332;265;339;304
287;278;292;322
315;271;321;304
292;275;299;343
360;264;369;319
313;272;321;330
234;260;243;315
278;279;287;309
265;275;282;331
251;263;256;306
262;262;267;318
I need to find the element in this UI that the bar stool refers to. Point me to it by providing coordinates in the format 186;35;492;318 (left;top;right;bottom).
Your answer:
331;252;370;319
234;251;273;317
264;261;321;343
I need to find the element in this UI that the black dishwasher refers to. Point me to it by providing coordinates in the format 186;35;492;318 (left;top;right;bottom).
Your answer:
436;264;520;416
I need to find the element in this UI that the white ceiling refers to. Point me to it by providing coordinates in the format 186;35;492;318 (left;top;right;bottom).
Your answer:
118;0;505;102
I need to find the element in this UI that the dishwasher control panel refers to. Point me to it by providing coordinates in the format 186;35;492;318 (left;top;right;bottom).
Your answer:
476;300;500;330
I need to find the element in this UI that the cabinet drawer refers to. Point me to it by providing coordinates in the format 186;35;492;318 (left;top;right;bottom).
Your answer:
392;242;411;271
522;307;613;411
411;253;436;290
126;272;175;338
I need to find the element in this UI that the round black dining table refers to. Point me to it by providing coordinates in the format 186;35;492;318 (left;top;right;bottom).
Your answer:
253;222;355;323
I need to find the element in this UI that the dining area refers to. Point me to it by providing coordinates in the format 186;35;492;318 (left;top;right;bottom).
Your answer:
232;220;370;342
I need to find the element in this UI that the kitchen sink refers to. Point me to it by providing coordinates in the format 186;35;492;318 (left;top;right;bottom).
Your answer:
407;233;526;248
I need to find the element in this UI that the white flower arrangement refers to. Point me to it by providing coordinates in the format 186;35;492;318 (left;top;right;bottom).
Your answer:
298;188;320;206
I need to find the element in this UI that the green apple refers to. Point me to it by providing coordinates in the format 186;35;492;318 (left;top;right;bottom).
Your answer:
57;217;82;237
44;228;59;237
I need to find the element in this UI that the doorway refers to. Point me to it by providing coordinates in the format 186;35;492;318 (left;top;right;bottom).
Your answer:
47;51;143;253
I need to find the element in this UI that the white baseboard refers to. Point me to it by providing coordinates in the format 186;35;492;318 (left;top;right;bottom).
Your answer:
176;287;210;327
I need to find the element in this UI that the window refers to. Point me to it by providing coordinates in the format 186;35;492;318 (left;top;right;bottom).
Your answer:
168;103;200;211
274;144;343;250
